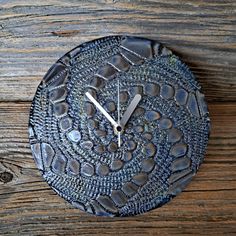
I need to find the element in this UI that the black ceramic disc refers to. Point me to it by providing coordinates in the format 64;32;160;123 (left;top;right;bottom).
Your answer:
29;35;210;217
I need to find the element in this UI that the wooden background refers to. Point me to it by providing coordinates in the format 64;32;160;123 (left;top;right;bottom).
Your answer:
0;1;235;235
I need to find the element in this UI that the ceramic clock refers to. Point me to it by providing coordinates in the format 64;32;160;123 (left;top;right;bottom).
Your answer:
29;35;210;216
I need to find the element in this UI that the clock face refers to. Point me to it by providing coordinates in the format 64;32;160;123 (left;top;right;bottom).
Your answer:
29;36;210;216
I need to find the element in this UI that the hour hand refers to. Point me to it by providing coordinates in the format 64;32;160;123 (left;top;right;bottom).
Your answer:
120;94;142;127
85;92;119;128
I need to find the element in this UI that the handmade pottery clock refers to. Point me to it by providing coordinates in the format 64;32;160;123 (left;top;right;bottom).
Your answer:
29;35;210;216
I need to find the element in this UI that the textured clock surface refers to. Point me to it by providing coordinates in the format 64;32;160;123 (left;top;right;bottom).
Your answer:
29;35;210;216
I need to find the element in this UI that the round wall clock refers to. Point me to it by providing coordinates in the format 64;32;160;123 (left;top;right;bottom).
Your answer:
29;35;210;217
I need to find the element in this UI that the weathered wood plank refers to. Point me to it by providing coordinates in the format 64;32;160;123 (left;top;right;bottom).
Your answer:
0;0;236;102
0;102;235;235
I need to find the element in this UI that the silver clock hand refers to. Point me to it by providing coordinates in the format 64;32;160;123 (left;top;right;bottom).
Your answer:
85;92;119;128
117;78;121;147
120;94;142;127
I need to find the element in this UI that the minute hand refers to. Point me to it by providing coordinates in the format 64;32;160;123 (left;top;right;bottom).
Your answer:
85;92;119;128
120;94;142;127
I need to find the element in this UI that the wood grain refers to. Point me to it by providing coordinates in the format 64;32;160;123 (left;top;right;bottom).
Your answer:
0;1;235;102
0;102;235;235
0;1;236;235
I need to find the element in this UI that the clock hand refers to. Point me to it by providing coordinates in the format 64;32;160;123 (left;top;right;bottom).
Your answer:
120;94;142;127
117;78;121;147
85;92;119;128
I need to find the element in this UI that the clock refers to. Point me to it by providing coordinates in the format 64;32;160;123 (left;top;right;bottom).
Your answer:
29;35;210;216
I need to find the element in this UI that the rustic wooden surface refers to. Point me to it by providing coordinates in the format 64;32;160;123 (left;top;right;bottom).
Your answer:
0;1;236;235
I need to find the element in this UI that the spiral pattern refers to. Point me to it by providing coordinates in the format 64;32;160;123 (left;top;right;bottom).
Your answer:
29;36;210;216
